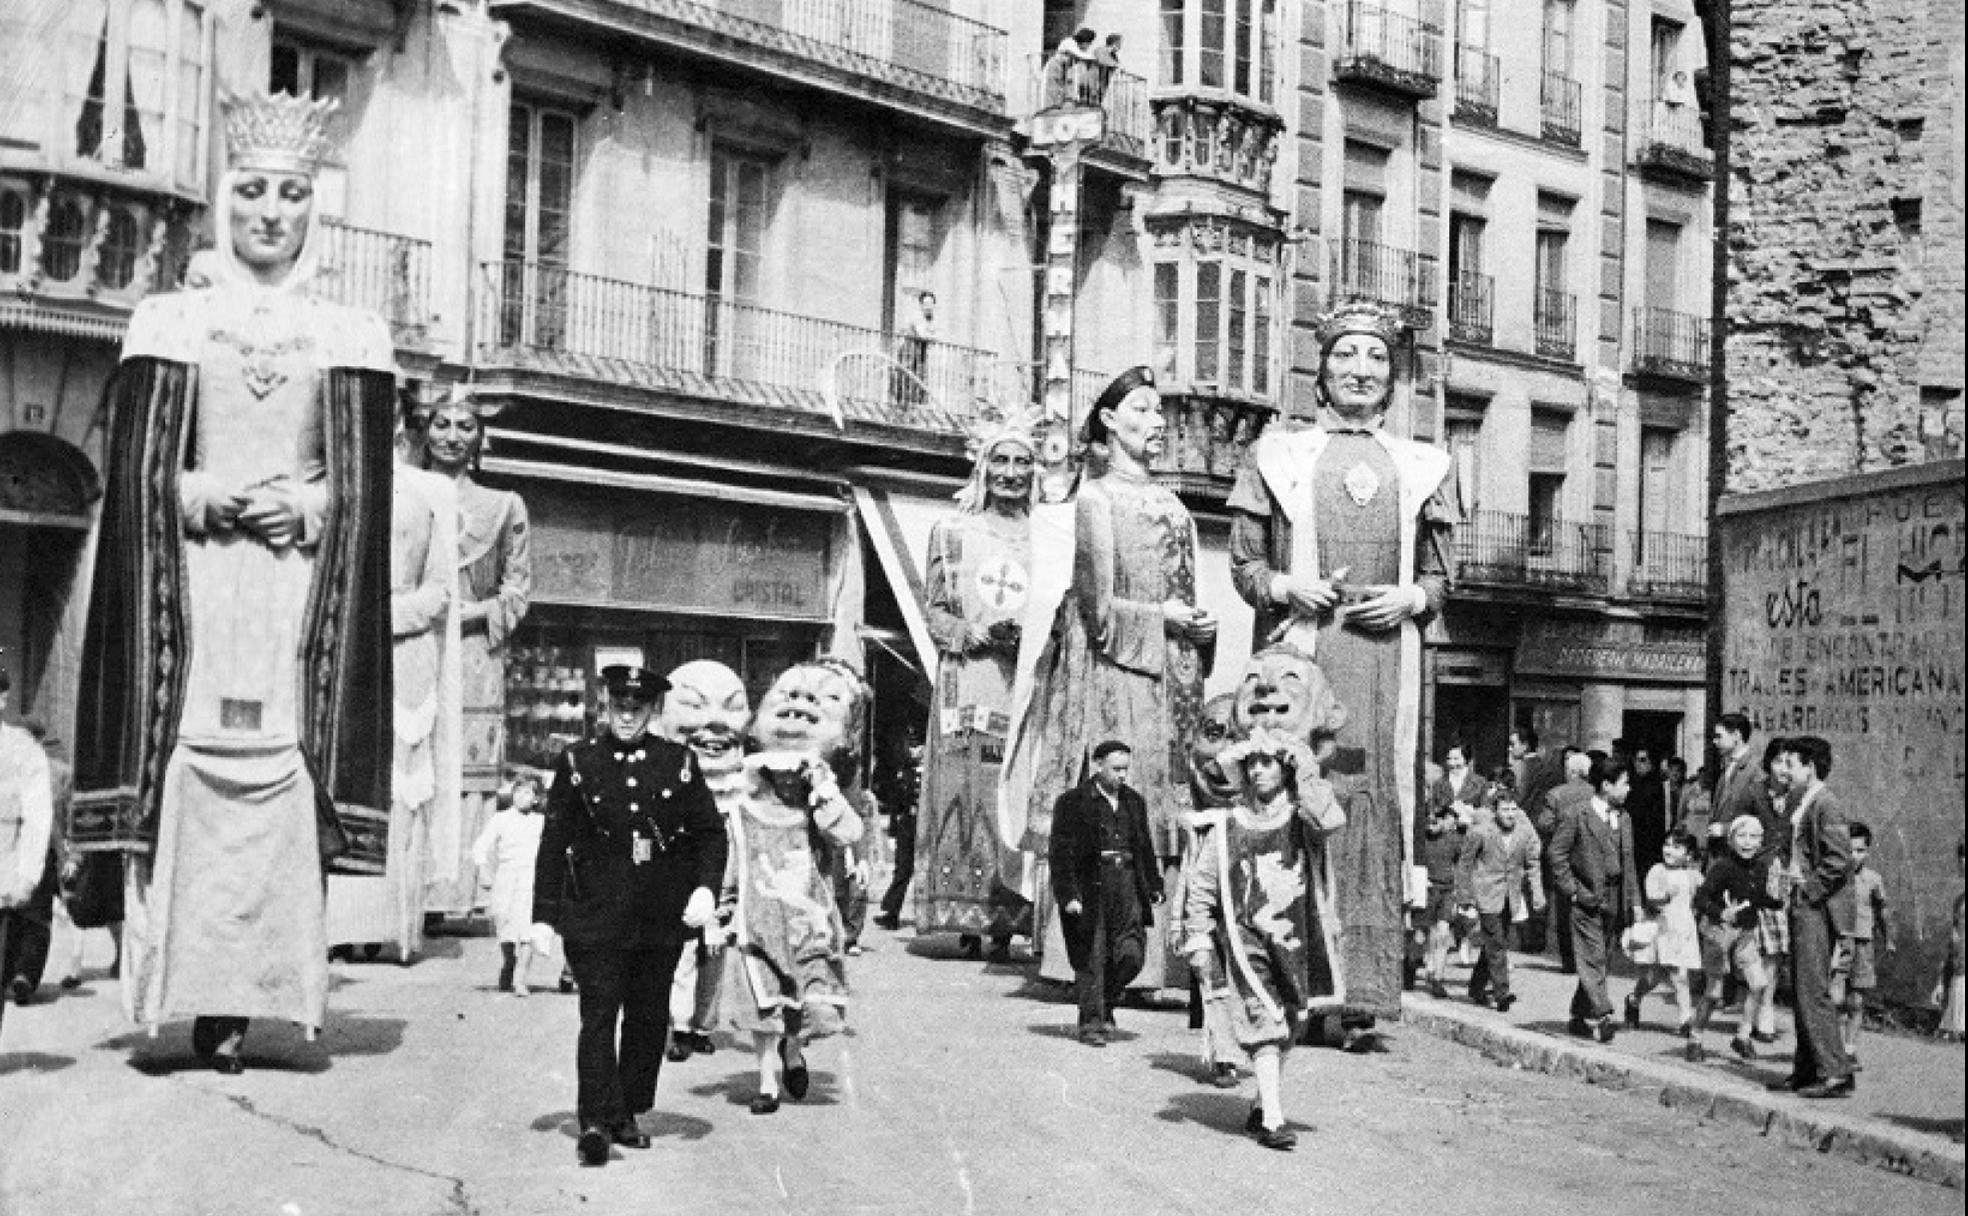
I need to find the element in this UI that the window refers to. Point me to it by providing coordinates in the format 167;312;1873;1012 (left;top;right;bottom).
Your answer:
1534;192;1573;348
705;144;773;375
1449;212;1485;281
501;100;578;347
99;206;143;290
1151;233;1278;398
1541;0;1574;77
883;189;943;333
0;190;24;275
1445;402;1484;512
1638;426;1675;537
1160;0;1276;102
42;197;88;283
1529;406;1569;551
1644;218;1681;312
62;0;208;190
1458;0;1491;50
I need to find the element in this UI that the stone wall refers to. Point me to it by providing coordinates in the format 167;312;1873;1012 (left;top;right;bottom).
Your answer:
1725;0;1966;493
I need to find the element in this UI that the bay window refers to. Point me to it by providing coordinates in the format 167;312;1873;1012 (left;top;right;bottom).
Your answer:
1149;225;1279;400
1159;0;1278;105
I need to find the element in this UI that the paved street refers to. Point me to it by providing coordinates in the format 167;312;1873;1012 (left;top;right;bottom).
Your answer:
0;922;1958;1216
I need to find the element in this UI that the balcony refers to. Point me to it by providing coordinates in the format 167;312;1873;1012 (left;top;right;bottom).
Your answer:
1635;103;1714;186
1455;508;1612;595
1334;1;1445;99
1150;95;1284;194
1020;55;1152;165
1448;270;1494;346
1540;71;1582;146
1627;528;1708;602
0;178;195;342
477;260;999;438
489;0;1008;133
315;220;434;348
1453;46;1499;126
1630;305;1709;385
1534;288;1576;361
1332;238;1438;328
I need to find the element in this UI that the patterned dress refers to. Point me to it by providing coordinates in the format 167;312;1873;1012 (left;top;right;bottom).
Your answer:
1025;466;1211;987
916;510;1034;937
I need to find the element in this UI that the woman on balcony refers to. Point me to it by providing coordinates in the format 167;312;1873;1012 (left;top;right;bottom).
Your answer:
70;92;396;1072
1226;301;1459;1052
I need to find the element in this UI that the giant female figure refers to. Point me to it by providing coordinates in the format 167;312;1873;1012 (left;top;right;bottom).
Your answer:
69;93;396;1069
915;420;1039;954
1004;368;1216;989
1227;301;1458;1049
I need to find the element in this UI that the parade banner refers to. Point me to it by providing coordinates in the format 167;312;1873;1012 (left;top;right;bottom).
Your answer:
1718;460;1966;1007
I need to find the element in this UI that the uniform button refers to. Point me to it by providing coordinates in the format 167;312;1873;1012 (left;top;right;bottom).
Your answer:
627;778;638;788
630;803;641;812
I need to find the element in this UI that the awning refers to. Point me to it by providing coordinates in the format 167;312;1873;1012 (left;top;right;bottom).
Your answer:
851;484;949;681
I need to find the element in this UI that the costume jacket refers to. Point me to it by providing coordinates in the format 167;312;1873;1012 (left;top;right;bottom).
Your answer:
533;732;726;948
1548;799;1640;922
1049;780;1159;921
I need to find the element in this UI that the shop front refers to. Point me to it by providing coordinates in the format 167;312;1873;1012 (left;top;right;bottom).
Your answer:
485;462;855;769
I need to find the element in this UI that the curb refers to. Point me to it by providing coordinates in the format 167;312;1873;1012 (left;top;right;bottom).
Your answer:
1403;1000;1965;1191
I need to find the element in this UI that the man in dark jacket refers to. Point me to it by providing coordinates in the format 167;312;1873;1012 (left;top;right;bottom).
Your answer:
1511;727;1565;953
1049;740;1160;1046
1537;749;1594;970
532;666;727;1166
1549;755;1640;1043
1776;735;1857;1099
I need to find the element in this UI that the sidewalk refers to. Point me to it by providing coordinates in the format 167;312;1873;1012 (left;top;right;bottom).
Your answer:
1403;947;1966;1189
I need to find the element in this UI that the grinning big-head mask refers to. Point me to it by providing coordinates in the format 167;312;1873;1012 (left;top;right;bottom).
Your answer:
1232;646;1348;745
749;661;866;772
659;660;749;777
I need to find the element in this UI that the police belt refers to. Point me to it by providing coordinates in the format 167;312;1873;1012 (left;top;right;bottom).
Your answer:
1098;849;1133;863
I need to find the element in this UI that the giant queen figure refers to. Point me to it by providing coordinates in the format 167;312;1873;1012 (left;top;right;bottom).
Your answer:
914;418;1040;954
68;92;397;1069
412;387;531;919
1227;301;1457;1049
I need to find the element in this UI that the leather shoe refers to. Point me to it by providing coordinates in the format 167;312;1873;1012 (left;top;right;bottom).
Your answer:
1078;1027;1108;1048
1750;1029;1780;1044
609;1120;651;1149
779;1039;810;1100
1427;980;1450;999
872;913;901;931
1210;1063;1240;1090
749;1093;781;1115
1567;1018;1594;1038
688;1031;717;1057
1623;996;1641;1029
1798;1076;1855;1100
212;1053;246;1076
1594;1018;1618;1044
577;1126;610;1166
1255;1122;1298;1151
665;1039;692;1063
1730;1037;1758;1061
1493;993;1517;1014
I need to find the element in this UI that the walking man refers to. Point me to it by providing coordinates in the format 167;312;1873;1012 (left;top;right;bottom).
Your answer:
1549;756;1639;1042
872;729;923;931
1776;735;1858;1099
1049;741;1161;1046
1456;793;1545;1011
531;666;727;1166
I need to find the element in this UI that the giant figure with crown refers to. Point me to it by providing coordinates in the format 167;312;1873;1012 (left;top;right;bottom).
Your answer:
68;92;396;1071
1227;300;1459;1050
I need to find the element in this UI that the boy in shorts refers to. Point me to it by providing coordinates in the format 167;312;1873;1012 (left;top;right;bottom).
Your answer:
1689;815;1784;1063
1830;821;1893;1063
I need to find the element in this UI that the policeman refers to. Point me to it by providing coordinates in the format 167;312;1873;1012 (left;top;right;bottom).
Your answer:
531;665;726;1167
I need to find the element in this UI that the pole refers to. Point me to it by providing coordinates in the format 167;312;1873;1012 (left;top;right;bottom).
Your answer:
1703;0;1731;745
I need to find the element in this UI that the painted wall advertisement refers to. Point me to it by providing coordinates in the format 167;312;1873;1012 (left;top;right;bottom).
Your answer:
1719;461;1965;1007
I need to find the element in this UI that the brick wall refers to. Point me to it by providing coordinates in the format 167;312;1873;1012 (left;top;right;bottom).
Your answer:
1724;0;1966;493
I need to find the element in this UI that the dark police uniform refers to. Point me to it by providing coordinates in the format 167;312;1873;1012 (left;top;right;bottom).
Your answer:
532;672;726;1150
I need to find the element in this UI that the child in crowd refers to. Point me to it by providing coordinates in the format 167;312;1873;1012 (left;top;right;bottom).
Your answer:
1184;731;1346;1151
1410;805;1462;999
472;771;547;995
1625;830;1702;1034
1830;821;1892;1062
1689;816;1784;1063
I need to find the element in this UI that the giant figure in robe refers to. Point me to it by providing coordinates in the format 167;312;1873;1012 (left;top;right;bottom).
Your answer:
1227;300;1458;1050
68;92;397;1069
915;418;1040;953
414;389;532;919
1003;367;1216;992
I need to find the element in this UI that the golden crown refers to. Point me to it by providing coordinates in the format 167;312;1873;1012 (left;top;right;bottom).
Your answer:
1314;298;1407;350
222;91;341;175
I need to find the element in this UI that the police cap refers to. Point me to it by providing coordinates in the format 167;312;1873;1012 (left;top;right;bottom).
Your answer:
600;665;668;702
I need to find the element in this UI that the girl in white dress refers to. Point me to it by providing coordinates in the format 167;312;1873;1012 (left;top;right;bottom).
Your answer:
473;773;546;995
1625;830;1703;1034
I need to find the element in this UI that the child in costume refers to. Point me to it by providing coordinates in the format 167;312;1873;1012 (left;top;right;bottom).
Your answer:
723;662;866;1114
1183;729;1345;1151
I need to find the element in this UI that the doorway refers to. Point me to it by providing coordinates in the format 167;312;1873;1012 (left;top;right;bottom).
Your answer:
1621;709;1683;765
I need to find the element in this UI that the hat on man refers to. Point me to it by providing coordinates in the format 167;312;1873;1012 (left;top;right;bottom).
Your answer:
600;665;669;702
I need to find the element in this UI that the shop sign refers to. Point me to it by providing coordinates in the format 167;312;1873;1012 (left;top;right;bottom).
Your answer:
528;487;833;620
1514;618;1704;682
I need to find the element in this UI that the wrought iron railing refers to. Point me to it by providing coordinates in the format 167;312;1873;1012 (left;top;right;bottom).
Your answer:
1631;305;1709;381
1448;269;1493;345
1023;54;1151;159
1636;102;1714;179
315;218;432;338
622;0;1008;111
478;259;996;430
1454;45;1499;125
1332;237;1437;313
1540;70;1582;145
1335;1;1446;96
1627;528;1707;601
1456;508;1611;594
1534;287;1576;360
